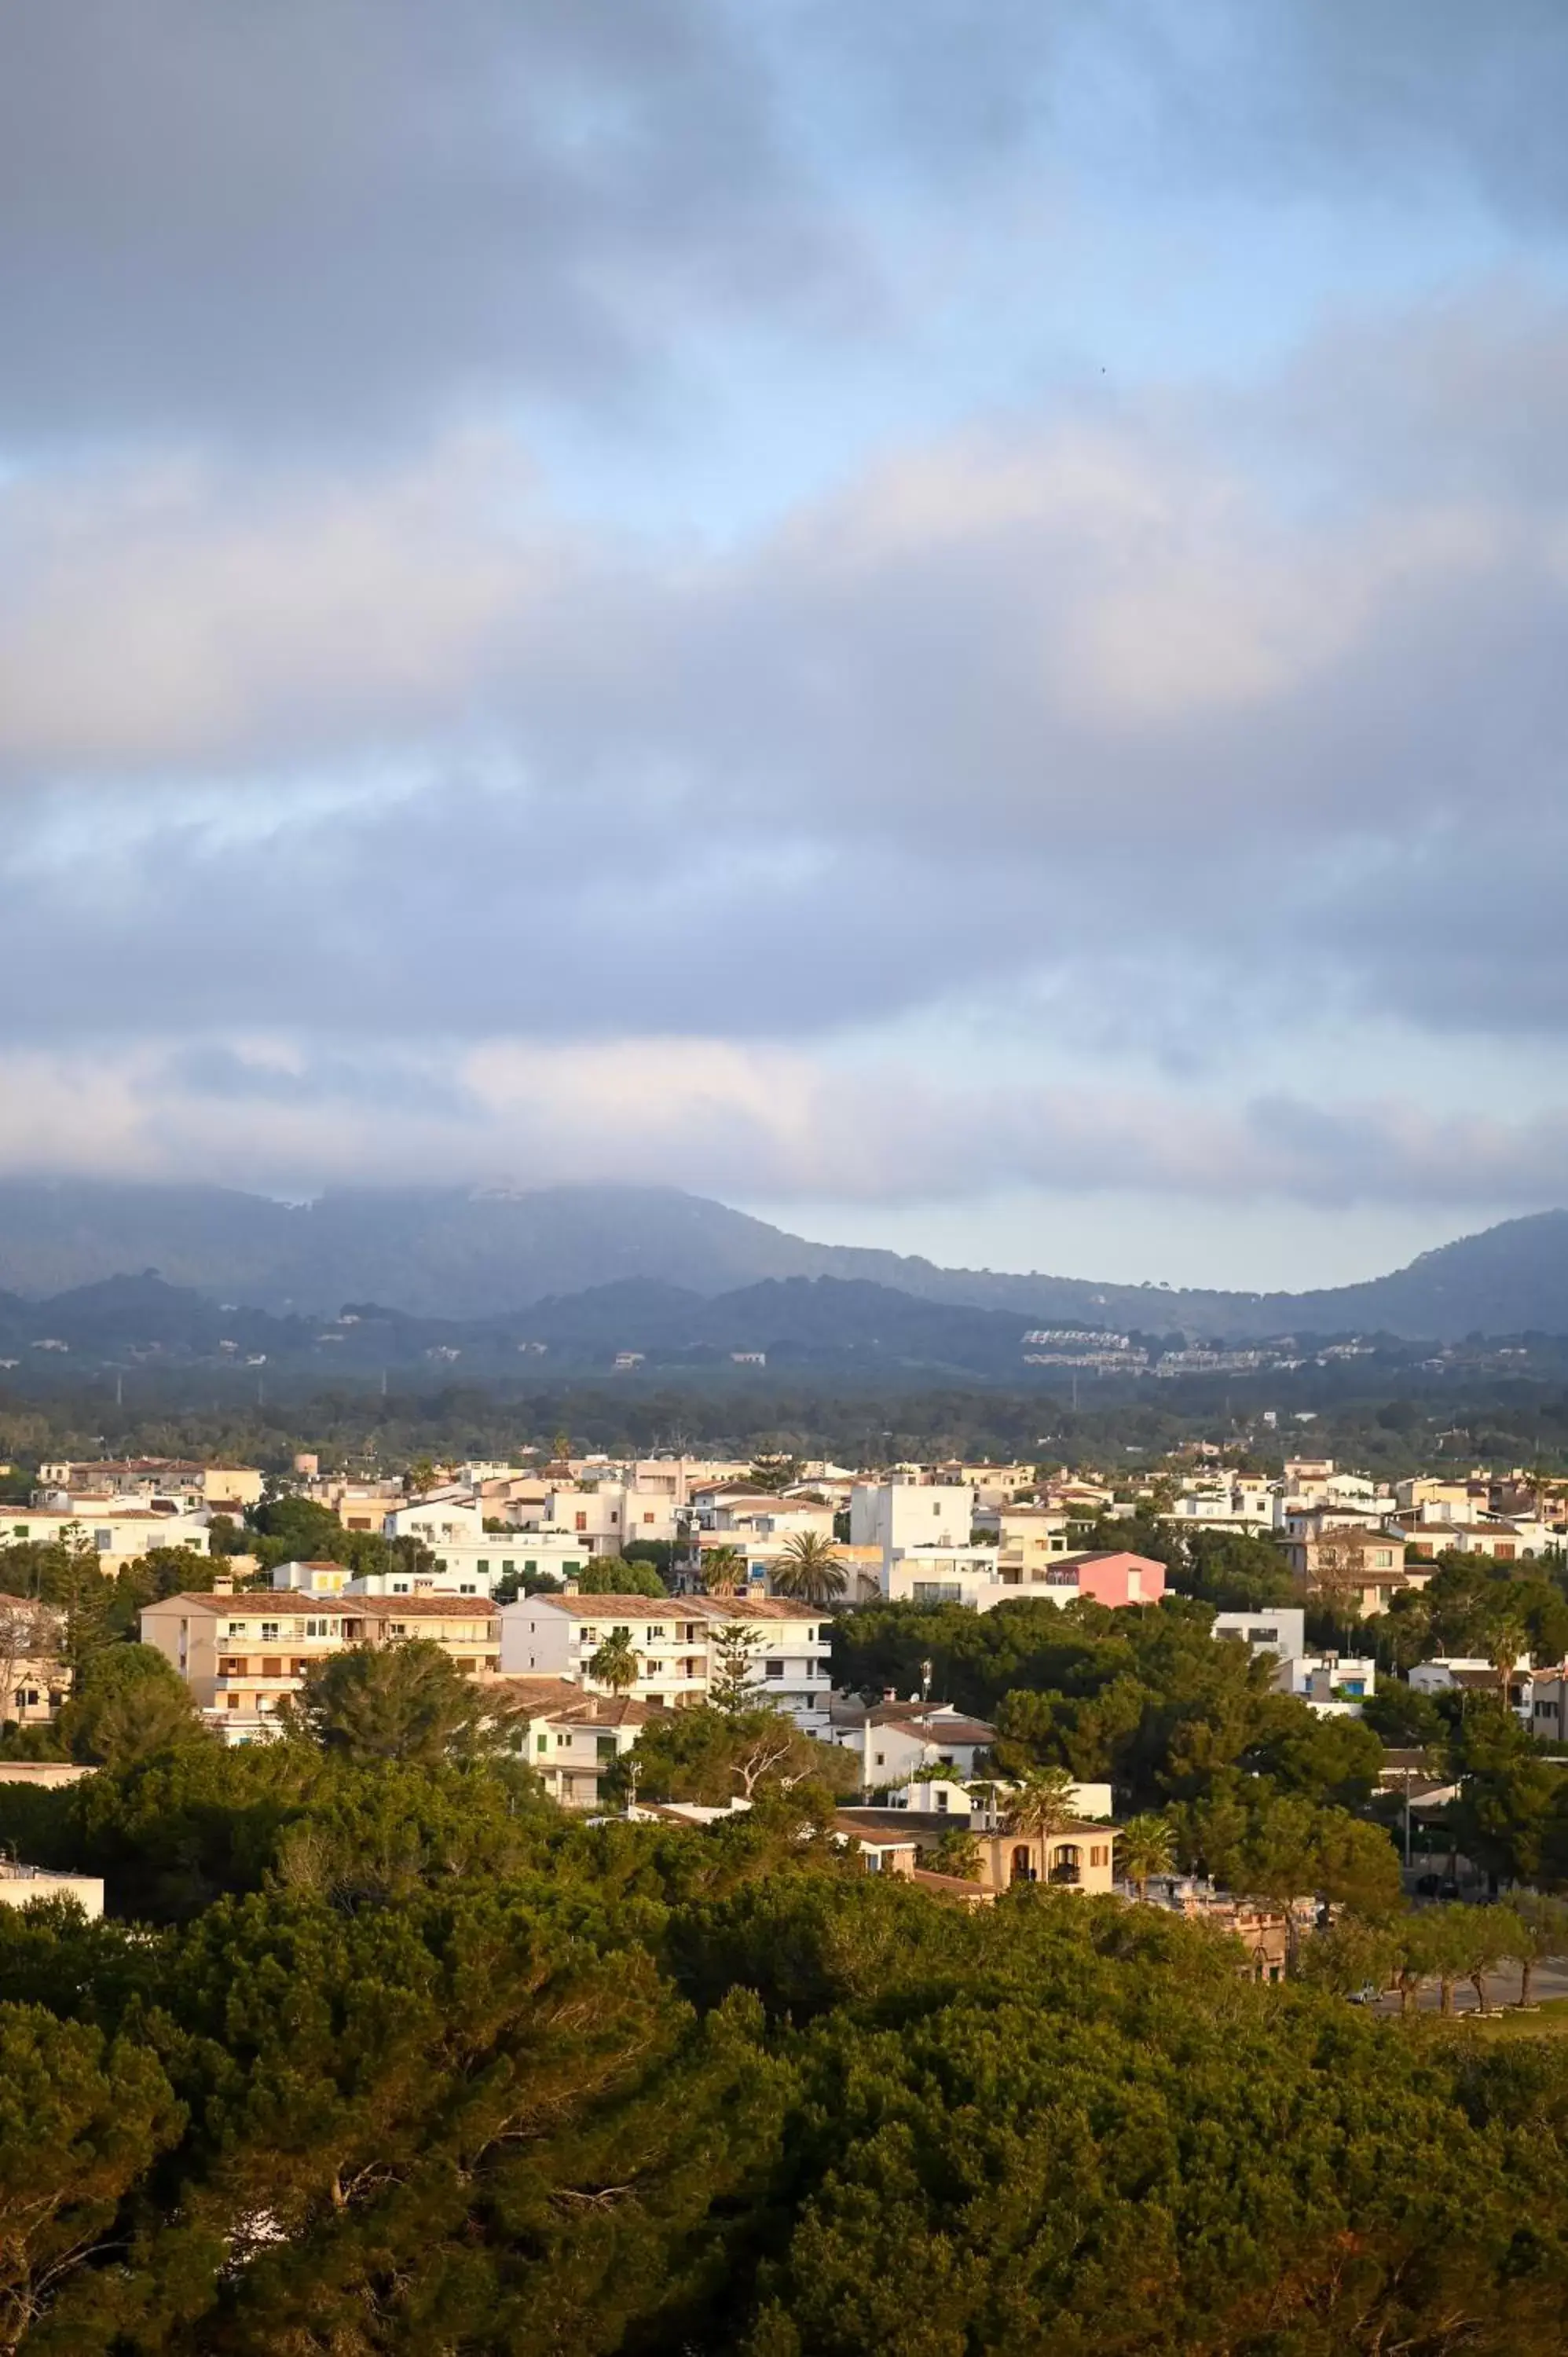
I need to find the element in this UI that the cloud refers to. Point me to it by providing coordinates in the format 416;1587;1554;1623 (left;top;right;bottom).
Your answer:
0;1;869;453
2;285;1567;1065
0;1032;1563;1214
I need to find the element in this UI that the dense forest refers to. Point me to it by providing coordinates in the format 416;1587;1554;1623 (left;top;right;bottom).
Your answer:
3;1737;1568;2355
8;1365;1568;1479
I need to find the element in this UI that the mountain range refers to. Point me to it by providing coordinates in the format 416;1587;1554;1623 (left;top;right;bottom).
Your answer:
0;1178;1563;1341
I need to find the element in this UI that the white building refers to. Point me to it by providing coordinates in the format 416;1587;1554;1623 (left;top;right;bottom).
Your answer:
495;1677;660;1809
1211;1608;1307;1662
499;1593;833;1734
1275;1652;1376;1715
382;1495;485;1548
883;1545;1003;1607
850;1480;974;1553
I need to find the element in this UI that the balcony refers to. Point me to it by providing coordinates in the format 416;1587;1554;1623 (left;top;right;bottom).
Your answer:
1048;1861;1083;1886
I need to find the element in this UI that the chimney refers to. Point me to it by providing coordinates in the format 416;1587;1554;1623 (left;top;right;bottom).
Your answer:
562;1577;579;1596
212;1571;234;1596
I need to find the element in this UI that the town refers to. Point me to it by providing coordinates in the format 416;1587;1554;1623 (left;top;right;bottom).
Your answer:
6;1438;1568;1971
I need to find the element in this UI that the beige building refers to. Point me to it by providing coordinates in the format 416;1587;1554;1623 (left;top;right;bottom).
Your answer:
0;1595;67;1727
1283;1518;1412;1613
141;1589;502;1739
833;1806;1116;1895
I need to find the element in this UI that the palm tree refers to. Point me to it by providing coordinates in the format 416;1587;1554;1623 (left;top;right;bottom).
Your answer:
930;1827;983;1881
588;1627;641;1697
1003;1764;1078;1842
1485;1615;1527;1714
1116;1812;1175;1902
702;1545;748;1596
768;1531;849;1610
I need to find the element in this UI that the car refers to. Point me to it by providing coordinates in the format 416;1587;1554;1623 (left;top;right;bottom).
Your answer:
1414;1873;1441;1897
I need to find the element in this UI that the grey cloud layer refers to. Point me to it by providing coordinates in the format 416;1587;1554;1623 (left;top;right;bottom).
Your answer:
2;291;1566;1062
5;3;1568;1218
5;2;1568;455
1;1035;1563;1215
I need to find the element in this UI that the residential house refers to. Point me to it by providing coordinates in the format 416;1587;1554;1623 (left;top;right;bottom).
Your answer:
1211;1608;1307;1663
1410;1656;1532;1719
832;1805;1116;1895
0;1595;67;1728
1282;1516;1411;1611
493;1676;661;1808
1275;1651;1376;1715
1;1504;211;1578
382;1494;485;1548
854;1700;998;1789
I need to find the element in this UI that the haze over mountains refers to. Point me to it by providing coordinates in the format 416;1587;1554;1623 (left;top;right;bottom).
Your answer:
0;1179;1564;1344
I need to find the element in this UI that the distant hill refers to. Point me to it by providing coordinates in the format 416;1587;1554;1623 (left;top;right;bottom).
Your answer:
0;1178;1562;1340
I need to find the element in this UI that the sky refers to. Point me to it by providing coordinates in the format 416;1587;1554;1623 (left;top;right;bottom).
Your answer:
3;1;1568;1290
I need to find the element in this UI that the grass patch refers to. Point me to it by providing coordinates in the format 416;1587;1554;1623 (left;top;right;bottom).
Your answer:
1444;1996;1568;2041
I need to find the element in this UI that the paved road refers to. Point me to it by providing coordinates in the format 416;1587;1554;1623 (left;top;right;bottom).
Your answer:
1371;1956;1568;2017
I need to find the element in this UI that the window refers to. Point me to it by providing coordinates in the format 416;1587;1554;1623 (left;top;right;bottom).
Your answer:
646;1693;663;1707
389;1622;407;1637
574;1512;588;1531
596;1736;617;1761
524;1560;537;1574
537;1734;548;1754
225;1622;249;1639
477;1560;489;1574
503;1560;515;1574
262;1658;282;1677
260;1622;280;1642
643;1511;655;1525
643;1660;663;1677
873;1750;885;1767
305;1618;332;1638
94;1530;113;1550
764;1659;784;1679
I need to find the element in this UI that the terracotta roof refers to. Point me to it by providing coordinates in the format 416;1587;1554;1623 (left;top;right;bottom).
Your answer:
483;1677;661;1727
522;1594;824;1622
864;1703;996;1741
910;1868;996;1902
157;1592;350;1615
345;1596;498;1622
832;1814;918;1849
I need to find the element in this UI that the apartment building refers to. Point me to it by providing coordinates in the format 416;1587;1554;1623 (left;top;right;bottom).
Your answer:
849;1479;974;1553
498;1593;833;1733
3;1505;210;1577
382;1494;485;1548
141;1589;502;1740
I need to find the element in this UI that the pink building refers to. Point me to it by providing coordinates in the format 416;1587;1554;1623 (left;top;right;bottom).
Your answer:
1063;1549;1167;1608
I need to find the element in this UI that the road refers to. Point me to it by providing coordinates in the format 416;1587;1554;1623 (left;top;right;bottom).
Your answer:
1371;1955;1568;2017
